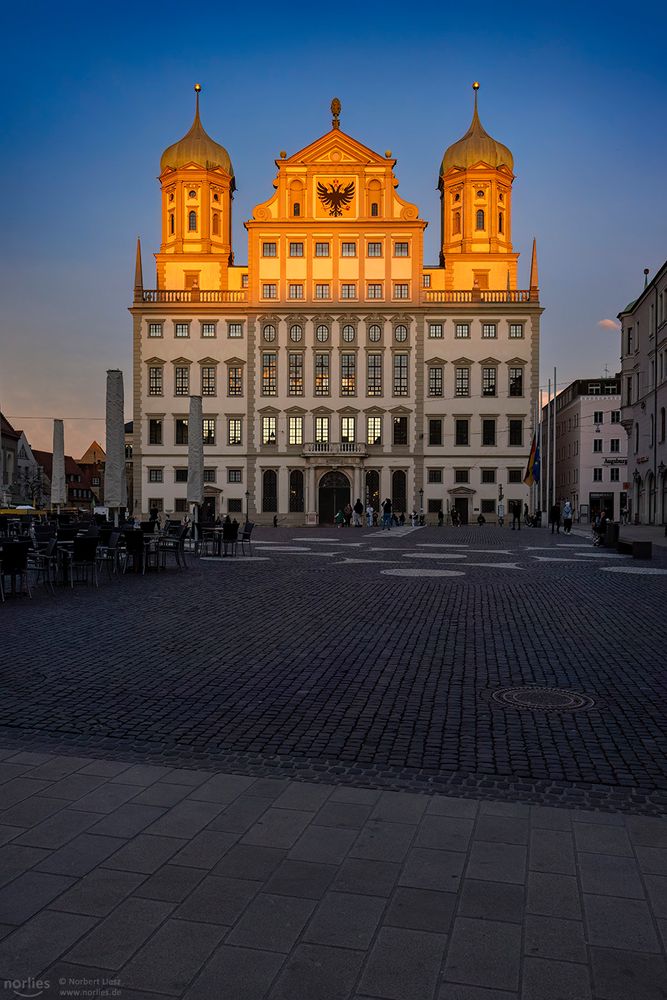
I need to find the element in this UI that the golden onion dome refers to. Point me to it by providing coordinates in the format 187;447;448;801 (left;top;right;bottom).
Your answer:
440;83;513;176
160;85;234;182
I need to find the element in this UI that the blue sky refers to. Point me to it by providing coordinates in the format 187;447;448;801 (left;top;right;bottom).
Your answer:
1;0;666;454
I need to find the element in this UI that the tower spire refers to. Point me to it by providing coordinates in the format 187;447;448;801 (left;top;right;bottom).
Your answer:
529;238;539;300
134;237;144;299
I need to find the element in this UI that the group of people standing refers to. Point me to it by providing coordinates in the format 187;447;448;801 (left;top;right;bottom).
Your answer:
334;498;420;530
549;500;573;534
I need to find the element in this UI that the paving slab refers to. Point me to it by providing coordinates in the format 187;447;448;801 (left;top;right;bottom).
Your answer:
227;892;316;952
64;896;173;969
0;909;97;979
50;867;147;917
444;916;522;991
118;918;226;995
268;942;364;1000
183;944;284;1000
359;925;447;1000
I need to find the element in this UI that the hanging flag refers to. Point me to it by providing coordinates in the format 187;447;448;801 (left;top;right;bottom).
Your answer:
523;434;541;486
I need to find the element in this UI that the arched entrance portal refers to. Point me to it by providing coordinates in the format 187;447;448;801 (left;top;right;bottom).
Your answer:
318;470;350;525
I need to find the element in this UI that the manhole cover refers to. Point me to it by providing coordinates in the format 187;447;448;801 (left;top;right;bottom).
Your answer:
490;686;595;713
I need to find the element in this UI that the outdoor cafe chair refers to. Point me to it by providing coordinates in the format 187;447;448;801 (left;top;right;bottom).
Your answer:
222;520;239;557
159;525;190;569
65;536;99;588
28;537;58;594
240;521;255;555
122;529;147;573
96;531;126;578
0;540;32;598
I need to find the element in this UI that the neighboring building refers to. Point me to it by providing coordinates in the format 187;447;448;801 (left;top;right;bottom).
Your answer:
32;450;100;509
15;431;42;505
131;85;542;524
618;260;667;524
0;413;20;503
78;440;106;504
542;377;626;522
124;421;134;513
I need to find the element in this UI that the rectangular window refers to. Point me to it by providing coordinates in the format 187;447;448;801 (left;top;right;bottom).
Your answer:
481;468;496;483
481;499;496;514
288;284;304;299
341;242;356;257
594;411;604;424
175;418;188;445
315;242;330;257
482;323;497;339
203;468;216;483
509;323;524;339
315;283;330;299
428;366;443;397
175;366;190;396
611;411;621;423
610;467;620;482
262;283;277;299
201;322;216;338
148;468;163;483
593;439;603;453
393;354;408;396
482;367;497;397
228;322;243;338
228;469;242;483
455;367;470;396
509;419;523;446
148;322;163;338
610;438;620;452
175;323;189;338
341;283;357;299
315;415;329;443
482;419;496;446
427;468;442;483
288;353;304;396
148;367;163;396
262;353;277;396
508;468;523;484
423;274;431;288
455;323;470;339
367;416;382;445
314;353;330;396
289;242;304;257
394;283;409;299
367;283;383;299
228;418;242;445
341;353;357;396
202;419;215;445
241;274;248;288
393;416;408;446
589;384;601;395
509;367;524;397
262;416;277;445
455;469;469;484
174;468;188;483
262;242;277;257
288;416;303;446
228;498;243;513
341;416;356;443
429;323;443;339
367;354;383;396
455;419;469;446
201;366;216;396
394;242;409;257
148;498;163;512
367;242;383;257
227;366;243;397
428;419;442;446
593;467;603;482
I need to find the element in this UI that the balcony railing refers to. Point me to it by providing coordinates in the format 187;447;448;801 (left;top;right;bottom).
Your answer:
139;289;248;304
423;289;532;304
303;442;367;456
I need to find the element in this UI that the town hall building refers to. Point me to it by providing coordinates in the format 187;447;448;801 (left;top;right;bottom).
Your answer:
131;84;542;524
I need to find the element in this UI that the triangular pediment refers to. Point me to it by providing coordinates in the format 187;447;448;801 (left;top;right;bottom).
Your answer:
171;356;192;365
480;356;499;366
224;356;245;366
144;356;165;365
285;128;389;167
425;356;447;366
453;357;473;366
506;357;526;366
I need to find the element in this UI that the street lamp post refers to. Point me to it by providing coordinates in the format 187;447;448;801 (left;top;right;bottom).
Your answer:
419;487;424;526
245;490;250;523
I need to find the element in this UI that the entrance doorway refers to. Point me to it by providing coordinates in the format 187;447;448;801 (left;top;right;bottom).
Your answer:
201;497;216;523
453;497;469;525
318;471;350;525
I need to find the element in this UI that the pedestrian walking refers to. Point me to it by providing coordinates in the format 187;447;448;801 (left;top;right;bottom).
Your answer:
343;503;353;528
523;502;530;526
550;501;561;534
366;503;374;527
511;500;521;531
353;498;364;527
562;500;573;534
381;497;392;530
437;509;444;527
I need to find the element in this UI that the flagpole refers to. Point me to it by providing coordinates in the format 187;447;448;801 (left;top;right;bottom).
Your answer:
538;388;543;521
552;366;557;511
546;377;551;512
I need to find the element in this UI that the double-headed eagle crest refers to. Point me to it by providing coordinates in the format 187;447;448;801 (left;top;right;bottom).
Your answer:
317;179;355;217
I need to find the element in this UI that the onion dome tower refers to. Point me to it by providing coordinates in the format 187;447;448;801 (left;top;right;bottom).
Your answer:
438;83;517;290
157;84;235;290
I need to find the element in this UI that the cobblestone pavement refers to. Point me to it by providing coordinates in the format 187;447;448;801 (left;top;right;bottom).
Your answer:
1;526;666;816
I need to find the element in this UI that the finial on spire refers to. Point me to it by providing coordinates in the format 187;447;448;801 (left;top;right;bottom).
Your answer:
194;83;202;118
331;97;341;130
472;81;480;115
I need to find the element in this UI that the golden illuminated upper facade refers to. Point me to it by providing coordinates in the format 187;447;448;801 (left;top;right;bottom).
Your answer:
131;86;542;524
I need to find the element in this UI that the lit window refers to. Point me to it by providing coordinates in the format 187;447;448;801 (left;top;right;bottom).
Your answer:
289;242;304;257
228;418;242;445
188;210;197;231
341;354;356;396
262;416;277;445
262;242;277;257
201;322;216;338
175;323;189;338
288;284;303;299
394;283;409;299
368;324;381;342
316;416;329;442
290;324;303;342
341;283;356;299
288;416;303;445
482;367;497;397
423;274;431;288
342;324;355;343
455;323;469;339
200;366;216;395
367;354;383;396
148;323;162;338
263;324;276;342
241;274;248;288
314;353;330;395
367;283;383;299
394;242;409;257
428;366;443;397
475;209;485;229
174;367;190;396
509;323;524;338
262;284;277;299
341;242;356;256
315;283;330;299
262;353;277;395
367;242;383;257
367;416;382;445
429;324;443;339
227;366;242;397
288;353;304;396
148;367;163;396
316;324;329;342
341;416;356;443
315;242;329;257
228;323;243;338
482;323;497;339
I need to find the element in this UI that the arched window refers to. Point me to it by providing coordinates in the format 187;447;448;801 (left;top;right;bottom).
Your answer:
289;324;303;342
453;210;461;234
212;212;219;236
475;209;485;230
371;202;379;217
289;470;304;513
498;212;504;234
365;470;379;511
293;202;301;217
169;213;175;235
316;324;329;342
188;210;197;231
392;470;407;514
263;324;276;342
262;469;277;512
